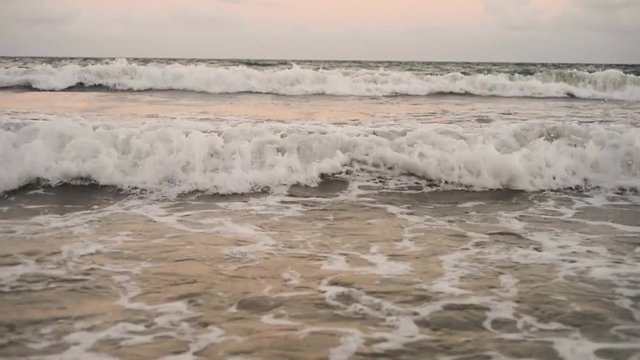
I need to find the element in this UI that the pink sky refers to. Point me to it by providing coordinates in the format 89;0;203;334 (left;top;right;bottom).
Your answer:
81;0;565;27
0;0;637;62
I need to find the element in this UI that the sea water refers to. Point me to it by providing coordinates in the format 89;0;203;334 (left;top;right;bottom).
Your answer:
1;58;639;359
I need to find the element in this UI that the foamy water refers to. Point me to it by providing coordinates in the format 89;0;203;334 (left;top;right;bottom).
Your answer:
1;58;640;100
2;117;640;194
1;58;639;360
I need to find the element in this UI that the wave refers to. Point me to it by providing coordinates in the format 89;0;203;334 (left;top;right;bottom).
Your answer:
2;119;639;194
1;59;639;100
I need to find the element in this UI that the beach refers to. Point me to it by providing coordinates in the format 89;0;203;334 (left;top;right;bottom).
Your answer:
1;58;640;359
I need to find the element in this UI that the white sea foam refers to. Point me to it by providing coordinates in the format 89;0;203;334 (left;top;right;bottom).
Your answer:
1;59;639;100
1;118;640;194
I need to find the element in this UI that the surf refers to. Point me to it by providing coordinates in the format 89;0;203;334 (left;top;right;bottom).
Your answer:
1;59;639;100
2;118;639;194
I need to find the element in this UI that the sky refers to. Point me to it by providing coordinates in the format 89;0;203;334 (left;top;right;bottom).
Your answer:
0;0;638;63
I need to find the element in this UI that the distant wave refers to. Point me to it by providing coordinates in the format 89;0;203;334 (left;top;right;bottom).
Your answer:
0;59;639;100
2;119;639;194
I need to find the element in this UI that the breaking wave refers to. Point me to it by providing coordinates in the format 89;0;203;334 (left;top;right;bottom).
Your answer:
1;59;639;100
2;118;639;194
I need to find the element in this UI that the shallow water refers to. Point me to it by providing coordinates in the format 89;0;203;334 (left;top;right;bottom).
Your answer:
1;182;640;359
1;60;640;359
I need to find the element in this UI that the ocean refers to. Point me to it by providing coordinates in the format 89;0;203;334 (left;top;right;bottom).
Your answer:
1;57;639;359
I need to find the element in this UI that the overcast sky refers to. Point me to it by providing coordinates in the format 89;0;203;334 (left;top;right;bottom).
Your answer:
0;0;638;63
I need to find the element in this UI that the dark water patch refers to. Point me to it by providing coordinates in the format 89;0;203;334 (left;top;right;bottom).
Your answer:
367;189;532;217
288;176;349;198
595;348;640;360
178;190;270;204
574;206;640;227
235;296;283;313
0;183;129;218
421;308;488;332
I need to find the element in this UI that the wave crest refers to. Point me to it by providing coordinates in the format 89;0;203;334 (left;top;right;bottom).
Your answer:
2;119;639;194
1;59;639;100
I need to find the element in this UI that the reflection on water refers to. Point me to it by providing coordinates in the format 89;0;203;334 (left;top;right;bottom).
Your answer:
1;90;638;125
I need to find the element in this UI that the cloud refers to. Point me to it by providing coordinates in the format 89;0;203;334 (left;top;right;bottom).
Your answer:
0;0;637;62
483;0;545;29
484;0;640;33
0;0;78;26
561;0;640;33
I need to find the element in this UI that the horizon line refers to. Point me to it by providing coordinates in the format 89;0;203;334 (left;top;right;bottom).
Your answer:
0;54;638;66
